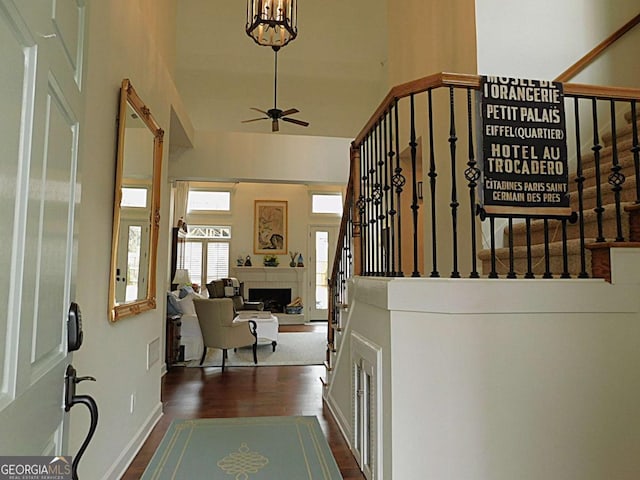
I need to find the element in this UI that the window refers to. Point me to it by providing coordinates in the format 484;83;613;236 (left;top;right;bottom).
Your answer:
311;193;342;215
187;190;231;211
121;187;148;208
183;226;231;287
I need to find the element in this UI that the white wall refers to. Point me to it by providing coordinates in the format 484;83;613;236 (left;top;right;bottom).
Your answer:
169;130;351;185
70;1;187;478
326;248;640;479
475;0;640;85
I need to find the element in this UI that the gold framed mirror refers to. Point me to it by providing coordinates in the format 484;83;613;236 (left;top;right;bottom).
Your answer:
109;79;163;322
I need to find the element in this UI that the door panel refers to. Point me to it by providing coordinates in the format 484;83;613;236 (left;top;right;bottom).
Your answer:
0;0;85;455
0;1;28;406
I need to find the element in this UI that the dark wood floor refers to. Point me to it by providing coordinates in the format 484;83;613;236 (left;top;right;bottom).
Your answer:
121;324;365;479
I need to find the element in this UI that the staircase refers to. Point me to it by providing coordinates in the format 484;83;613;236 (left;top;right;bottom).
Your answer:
479;112;640;278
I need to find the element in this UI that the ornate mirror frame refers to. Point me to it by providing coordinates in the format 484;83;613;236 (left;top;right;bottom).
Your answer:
109;79;163;322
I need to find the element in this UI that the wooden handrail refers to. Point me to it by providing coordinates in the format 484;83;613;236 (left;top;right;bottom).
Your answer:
353;73;480;147
353;72;640;148
555;12;640;83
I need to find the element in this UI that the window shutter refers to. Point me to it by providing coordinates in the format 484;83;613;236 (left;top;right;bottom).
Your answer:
183;241;202;285
207;242;229;282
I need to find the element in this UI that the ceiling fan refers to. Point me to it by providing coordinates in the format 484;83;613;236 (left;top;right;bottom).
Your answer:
242;48;310;132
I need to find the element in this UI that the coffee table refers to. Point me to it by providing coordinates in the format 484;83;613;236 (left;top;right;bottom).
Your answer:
234;312;279;351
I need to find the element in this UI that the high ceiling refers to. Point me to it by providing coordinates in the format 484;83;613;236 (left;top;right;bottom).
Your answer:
174;0;389;139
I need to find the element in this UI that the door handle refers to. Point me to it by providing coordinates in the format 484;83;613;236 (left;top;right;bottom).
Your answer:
65;365;98;480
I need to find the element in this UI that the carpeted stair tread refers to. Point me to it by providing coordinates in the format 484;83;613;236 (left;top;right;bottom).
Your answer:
479;238;595;277
570;174;637;210
601;112;640;146
504;202;633;246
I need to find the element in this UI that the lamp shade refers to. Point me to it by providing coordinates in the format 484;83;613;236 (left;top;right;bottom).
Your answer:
246;0;297;49
172;269;191;287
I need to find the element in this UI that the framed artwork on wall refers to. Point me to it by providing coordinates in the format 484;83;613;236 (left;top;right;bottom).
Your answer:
254;200;288;254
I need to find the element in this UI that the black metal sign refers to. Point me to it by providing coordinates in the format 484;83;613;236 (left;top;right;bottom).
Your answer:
479;76;570;216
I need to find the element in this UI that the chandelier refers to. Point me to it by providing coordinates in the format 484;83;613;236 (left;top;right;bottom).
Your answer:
246;0;297;49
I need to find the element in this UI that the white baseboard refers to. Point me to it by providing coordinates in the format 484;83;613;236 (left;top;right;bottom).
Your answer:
324;392;353;454
101;402;163;480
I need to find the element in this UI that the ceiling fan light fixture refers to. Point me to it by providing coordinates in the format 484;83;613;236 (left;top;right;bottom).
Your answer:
246;0;297;49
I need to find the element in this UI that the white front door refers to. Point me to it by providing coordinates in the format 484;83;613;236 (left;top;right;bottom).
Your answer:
307;225;338;320
0;0;86;456
115;219;150;303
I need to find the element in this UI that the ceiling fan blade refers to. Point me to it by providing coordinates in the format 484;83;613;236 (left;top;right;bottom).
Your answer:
281;117;310;127
272;118;279;132
241;117;269;123
280;108;299;117
250;107;270;116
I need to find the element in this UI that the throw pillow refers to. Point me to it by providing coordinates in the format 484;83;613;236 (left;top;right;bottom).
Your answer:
206;280;225;298
178;286;194;299
177;292;198;315
166;293;182;316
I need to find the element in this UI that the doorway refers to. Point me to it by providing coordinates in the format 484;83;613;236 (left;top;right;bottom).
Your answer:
307;225;339;320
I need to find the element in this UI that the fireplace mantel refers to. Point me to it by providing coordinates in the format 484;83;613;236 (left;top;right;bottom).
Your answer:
230;266;307;323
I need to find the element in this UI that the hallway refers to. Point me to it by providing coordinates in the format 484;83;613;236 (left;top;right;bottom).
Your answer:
122;325;365;479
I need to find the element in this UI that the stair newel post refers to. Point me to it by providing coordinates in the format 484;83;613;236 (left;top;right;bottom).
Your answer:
488;217;498;278
507;218;516;278
465;88;480;278
573;98;589;278
607;99;625;242
387;103;398;276
427;89;440;278
351;145;363;276
591;98;605;242
393;99;405;277
525;218;534;278
543;219;552;278
448;87;461;278
409;93;421;277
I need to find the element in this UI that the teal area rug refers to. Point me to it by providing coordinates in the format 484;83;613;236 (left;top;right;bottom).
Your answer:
186;331;326;367
141;416;343;479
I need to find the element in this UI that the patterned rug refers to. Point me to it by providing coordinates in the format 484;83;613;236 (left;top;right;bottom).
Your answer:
141;416;343;479
185;331;326;367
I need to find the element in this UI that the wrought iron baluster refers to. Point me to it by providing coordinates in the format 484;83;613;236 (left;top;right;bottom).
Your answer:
591;98;605;242
573;99;589;278
543;219;552;278
409;94;420;277
525;218;534;278
465;88;480;278
507;218;516;278
360;139;370;274
387;104;398;276
631;100;640;204
427;89;439;278
382;112;391;275
353;146;363;276
367;131;375;274
607;100;625;242
393;99;405;277
561;219;570;278
448;87;460;278
372;122;381;275
489;217;498;278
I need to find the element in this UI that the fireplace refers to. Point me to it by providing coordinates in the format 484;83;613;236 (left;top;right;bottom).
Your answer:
230;266;306;323
249;288;292;313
